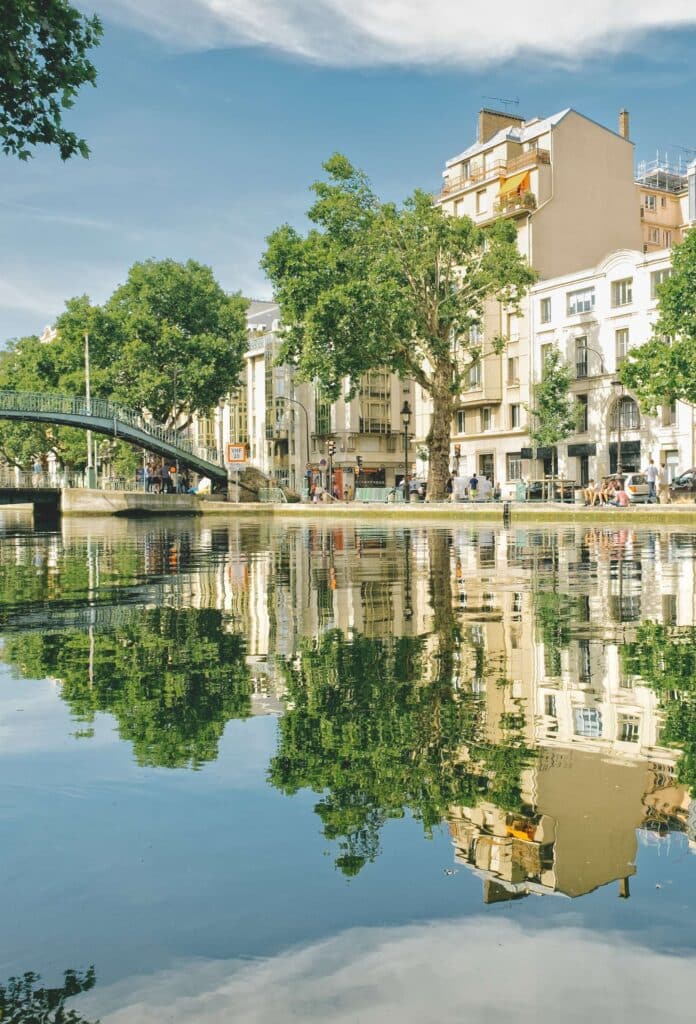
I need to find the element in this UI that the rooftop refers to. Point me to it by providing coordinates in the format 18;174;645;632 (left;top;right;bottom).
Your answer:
445;109;571;169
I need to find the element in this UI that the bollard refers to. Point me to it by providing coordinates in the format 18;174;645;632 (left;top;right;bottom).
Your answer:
503;501;511;526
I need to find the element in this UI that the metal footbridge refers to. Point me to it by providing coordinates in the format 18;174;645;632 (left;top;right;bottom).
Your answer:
0;390;227;481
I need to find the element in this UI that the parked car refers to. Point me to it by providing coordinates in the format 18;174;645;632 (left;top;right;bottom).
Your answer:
670;468;696;501
622;472;654;504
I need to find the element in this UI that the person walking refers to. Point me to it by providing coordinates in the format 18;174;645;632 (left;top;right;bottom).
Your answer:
658;463;671;504
645;458;658;502
469;473;478;501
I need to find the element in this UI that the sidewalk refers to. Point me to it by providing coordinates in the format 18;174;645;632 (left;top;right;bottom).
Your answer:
198;499;696;525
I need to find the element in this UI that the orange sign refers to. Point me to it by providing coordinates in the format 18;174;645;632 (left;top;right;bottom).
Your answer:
226;443;247;464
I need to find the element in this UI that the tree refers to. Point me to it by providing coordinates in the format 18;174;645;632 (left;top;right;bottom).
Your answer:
526;346;578;487
262;154;536;499
621;228;696;411
0;965;97;1023
1;1;102;160
104;259;249;429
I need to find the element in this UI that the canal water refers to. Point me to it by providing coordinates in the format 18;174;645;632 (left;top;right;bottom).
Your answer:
1;511;696;1022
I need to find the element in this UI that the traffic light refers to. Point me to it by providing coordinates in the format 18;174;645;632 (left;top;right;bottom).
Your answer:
327;439;336;457
356;456;363;469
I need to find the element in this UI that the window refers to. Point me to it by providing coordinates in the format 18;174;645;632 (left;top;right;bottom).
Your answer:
612;396;640;431
649;227;661;243
540;343;553;376
476;189;487;214
576;394;588;433
664;230;672;248
506;452;522;480
611;278;633;307
229;389;249;444
468;323;483;345
467;361;481;388
314;391;331;436
661;196;667;208
359;371;391;433
540;297;552;324
615;328;629;368
510;404;521;429
574;707;602;738
481;407;492;431
456;409;466;434
507;356;519;383
506;313;518;339
651;267;672;298
575;336;588;379
618;714;640;743
662;402;677;427
644;194;656;211
567;288;595;315
197;417;216;449
544;694;557;717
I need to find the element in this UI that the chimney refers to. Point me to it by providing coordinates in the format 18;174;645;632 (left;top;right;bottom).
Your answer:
618;109;630;140
478;108;524;144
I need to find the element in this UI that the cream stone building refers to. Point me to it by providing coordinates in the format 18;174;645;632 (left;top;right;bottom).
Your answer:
530;247;695;485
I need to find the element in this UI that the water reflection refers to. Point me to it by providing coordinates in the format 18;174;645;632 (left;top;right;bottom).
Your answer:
2;514;696;900
0;965;96;1023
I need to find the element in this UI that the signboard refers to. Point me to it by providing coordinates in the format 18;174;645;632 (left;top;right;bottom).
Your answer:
226;443;247;464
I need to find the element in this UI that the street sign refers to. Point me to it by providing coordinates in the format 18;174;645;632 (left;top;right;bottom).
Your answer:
226;443;247;464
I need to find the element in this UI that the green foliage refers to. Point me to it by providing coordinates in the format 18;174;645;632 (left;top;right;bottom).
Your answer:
102;259;249;426
621;229;696;411
0;1;102;160
268;629;532;875
4;608;252;768
622;622;696;791
263;154;535;497
0;261;248;466
526;347;578;469
0;965;96;1023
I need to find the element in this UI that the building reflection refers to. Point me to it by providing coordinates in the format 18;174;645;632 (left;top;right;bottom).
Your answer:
2;514;696;898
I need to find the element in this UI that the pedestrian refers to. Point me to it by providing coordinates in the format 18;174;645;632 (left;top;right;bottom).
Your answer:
32;458;42;483
645;458;658;502
658;463;671;504
145;461;155;492
469;472;478;500
610;480;629;508
169;465;179;493
493;481;502;502
159;463;171;493
304;463;313;497
446;474;454;499
479;475;493;501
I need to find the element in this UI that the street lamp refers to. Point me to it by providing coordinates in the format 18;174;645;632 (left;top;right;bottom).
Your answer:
611;380;624;476
576;343;606;377
401;400;412;502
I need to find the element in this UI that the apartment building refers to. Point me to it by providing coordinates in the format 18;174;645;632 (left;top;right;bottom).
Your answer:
422;106;643;494
635;152;695;254
197;300;414;495
530;247;694;485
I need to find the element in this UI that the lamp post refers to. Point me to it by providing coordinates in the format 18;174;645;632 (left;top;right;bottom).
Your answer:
84;331;97;489
611;380;624;476
576;343;606;377
401;400;412;502
278;395;310;491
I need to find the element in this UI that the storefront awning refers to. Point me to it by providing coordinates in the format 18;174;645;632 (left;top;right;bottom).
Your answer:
499;170;530;198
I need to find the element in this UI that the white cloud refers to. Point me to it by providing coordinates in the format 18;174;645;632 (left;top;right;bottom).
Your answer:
80;917;695;1023
101;0;696;65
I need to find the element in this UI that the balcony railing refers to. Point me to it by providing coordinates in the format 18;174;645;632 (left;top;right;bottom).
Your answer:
438;148;550;199
494;190;537;214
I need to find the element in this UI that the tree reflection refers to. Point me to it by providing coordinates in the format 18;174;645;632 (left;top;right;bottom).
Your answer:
3;608;251;769
268;629;532;876
623;623;696;790
0;965;96;1023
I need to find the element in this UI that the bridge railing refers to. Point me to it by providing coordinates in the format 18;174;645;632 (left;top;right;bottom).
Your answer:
0;390;220;467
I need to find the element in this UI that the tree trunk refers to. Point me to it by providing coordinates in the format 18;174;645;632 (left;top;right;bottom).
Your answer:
426;363;453;502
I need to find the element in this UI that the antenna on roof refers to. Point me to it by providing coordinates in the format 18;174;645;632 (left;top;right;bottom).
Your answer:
482;95;520;111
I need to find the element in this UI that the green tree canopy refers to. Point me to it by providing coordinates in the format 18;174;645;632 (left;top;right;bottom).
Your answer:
262;154;535;499
3;608;253;768
1;1;102;160
526;346;578;476
621;229;696;411
104;259;249;428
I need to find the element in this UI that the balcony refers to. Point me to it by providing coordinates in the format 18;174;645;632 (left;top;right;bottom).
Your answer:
438;148;550;200
494;190;537;215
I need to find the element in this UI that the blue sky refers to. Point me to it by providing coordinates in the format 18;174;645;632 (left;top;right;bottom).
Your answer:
2;1;696;341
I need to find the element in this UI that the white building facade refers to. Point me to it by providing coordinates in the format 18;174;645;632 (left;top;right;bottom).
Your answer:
530;248;694;485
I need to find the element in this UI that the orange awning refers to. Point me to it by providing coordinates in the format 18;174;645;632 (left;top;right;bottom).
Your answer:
499;170;530;198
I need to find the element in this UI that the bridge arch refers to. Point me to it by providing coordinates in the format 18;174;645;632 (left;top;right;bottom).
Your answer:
0;390;227;481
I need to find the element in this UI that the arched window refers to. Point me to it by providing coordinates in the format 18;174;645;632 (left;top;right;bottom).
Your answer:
610;396;640;431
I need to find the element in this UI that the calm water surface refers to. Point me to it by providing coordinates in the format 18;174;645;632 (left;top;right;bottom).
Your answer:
1;511;696;1022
